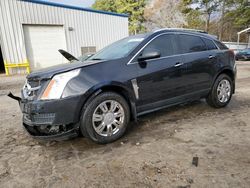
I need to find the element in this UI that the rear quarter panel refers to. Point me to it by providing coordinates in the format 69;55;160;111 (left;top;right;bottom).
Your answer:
214;49;236;82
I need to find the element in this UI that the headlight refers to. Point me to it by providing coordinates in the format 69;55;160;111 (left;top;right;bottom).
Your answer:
41;69;80;100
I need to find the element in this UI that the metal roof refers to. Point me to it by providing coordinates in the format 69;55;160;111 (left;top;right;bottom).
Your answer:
237;27;250;35
21;0;129;18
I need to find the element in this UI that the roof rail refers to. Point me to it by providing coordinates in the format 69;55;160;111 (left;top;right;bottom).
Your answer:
154;28;208;34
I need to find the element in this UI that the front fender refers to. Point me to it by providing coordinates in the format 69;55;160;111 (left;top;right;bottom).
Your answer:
64;79;138;122
88;81;136;101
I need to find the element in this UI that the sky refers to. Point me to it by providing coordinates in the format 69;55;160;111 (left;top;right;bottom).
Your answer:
44;0;95;8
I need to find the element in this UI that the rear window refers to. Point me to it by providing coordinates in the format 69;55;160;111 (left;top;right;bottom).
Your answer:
178;34;207;53
214;41;228;50
202;38;217;50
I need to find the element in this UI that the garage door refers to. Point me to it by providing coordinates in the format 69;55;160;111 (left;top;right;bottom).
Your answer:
23;25;67;70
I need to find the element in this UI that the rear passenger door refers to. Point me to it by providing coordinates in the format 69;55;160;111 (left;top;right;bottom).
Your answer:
176;34;217;94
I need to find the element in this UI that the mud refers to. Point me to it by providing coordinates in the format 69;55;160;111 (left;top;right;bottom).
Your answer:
0;61;250;188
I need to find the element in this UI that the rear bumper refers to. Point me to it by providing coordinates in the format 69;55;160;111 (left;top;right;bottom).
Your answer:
19;95;84;140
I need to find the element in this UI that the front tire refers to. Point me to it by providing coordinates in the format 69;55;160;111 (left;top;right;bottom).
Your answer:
80;92;130;144
206;74;233;108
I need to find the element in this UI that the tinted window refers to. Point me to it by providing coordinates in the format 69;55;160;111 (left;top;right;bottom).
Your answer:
178;34;206;53
202;38;217;50
214;41;228;50
142;34;175;57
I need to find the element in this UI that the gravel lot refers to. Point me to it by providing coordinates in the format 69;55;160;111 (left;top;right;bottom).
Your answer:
0;61;250;188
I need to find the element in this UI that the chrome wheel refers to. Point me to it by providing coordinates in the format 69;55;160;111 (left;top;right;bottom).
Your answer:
217;79;231;103
92;100;125;137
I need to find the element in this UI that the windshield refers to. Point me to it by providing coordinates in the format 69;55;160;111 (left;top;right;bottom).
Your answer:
88;35;147;61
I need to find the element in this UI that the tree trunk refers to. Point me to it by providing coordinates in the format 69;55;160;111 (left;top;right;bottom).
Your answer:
219;0;226;40
205;13;211;32
204;1;210;33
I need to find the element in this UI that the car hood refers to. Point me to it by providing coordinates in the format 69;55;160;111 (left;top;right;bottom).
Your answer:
27;60;103;81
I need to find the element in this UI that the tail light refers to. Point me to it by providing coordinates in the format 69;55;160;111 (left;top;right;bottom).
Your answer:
229;49;235;58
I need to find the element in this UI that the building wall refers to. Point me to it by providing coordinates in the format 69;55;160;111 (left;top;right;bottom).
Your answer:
0;0;129;74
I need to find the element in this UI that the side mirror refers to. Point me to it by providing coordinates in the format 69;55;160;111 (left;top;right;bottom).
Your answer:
137;50;161;62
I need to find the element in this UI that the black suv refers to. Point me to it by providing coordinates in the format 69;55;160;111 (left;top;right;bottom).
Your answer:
10;28;236;144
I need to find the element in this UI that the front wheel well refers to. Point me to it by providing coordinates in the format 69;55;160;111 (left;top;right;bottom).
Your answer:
91;85;137;121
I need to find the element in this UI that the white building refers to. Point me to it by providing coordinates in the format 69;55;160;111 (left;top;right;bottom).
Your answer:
0;0;129;75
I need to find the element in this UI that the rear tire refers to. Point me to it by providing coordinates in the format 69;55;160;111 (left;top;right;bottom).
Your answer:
80;92;130;144
206;74;233;108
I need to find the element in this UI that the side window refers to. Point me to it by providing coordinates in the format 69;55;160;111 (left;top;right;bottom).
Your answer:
142;34;175;57
214;40;228;50
202;38;217;50
178;34;207;53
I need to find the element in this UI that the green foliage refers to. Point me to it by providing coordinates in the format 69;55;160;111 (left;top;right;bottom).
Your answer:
92;0;118;12
92;0;249;41
180;0;205;29
184;9;205;29
225;0;250;28
181;0;249;41
92;0;146;34
182;0;220;31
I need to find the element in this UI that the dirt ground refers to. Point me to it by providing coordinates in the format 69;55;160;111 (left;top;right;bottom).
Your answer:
0;61;250;188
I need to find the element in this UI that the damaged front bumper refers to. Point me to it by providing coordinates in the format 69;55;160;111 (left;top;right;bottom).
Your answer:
9;92;83;141
22;122;79;141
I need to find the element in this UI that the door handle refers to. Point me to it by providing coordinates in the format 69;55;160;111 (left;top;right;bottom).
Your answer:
208;55;215;59
174;62;183;67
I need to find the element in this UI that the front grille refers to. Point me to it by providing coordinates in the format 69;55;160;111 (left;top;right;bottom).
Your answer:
33;113;55;124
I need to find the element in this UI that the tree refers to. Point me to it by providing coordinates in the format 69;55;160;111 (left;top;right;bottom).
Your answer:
182;0;219;32
92;0;118;12
225;0;250;28
92;0;146;34
180;0;205;30
217;0;240;40
184;9;205;30
221;0;250;41
201;0;219;32
144;0;186;31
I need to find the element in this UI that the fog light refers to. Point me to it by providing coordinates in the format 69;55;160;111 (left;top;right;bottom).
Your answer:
48;125;60;133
